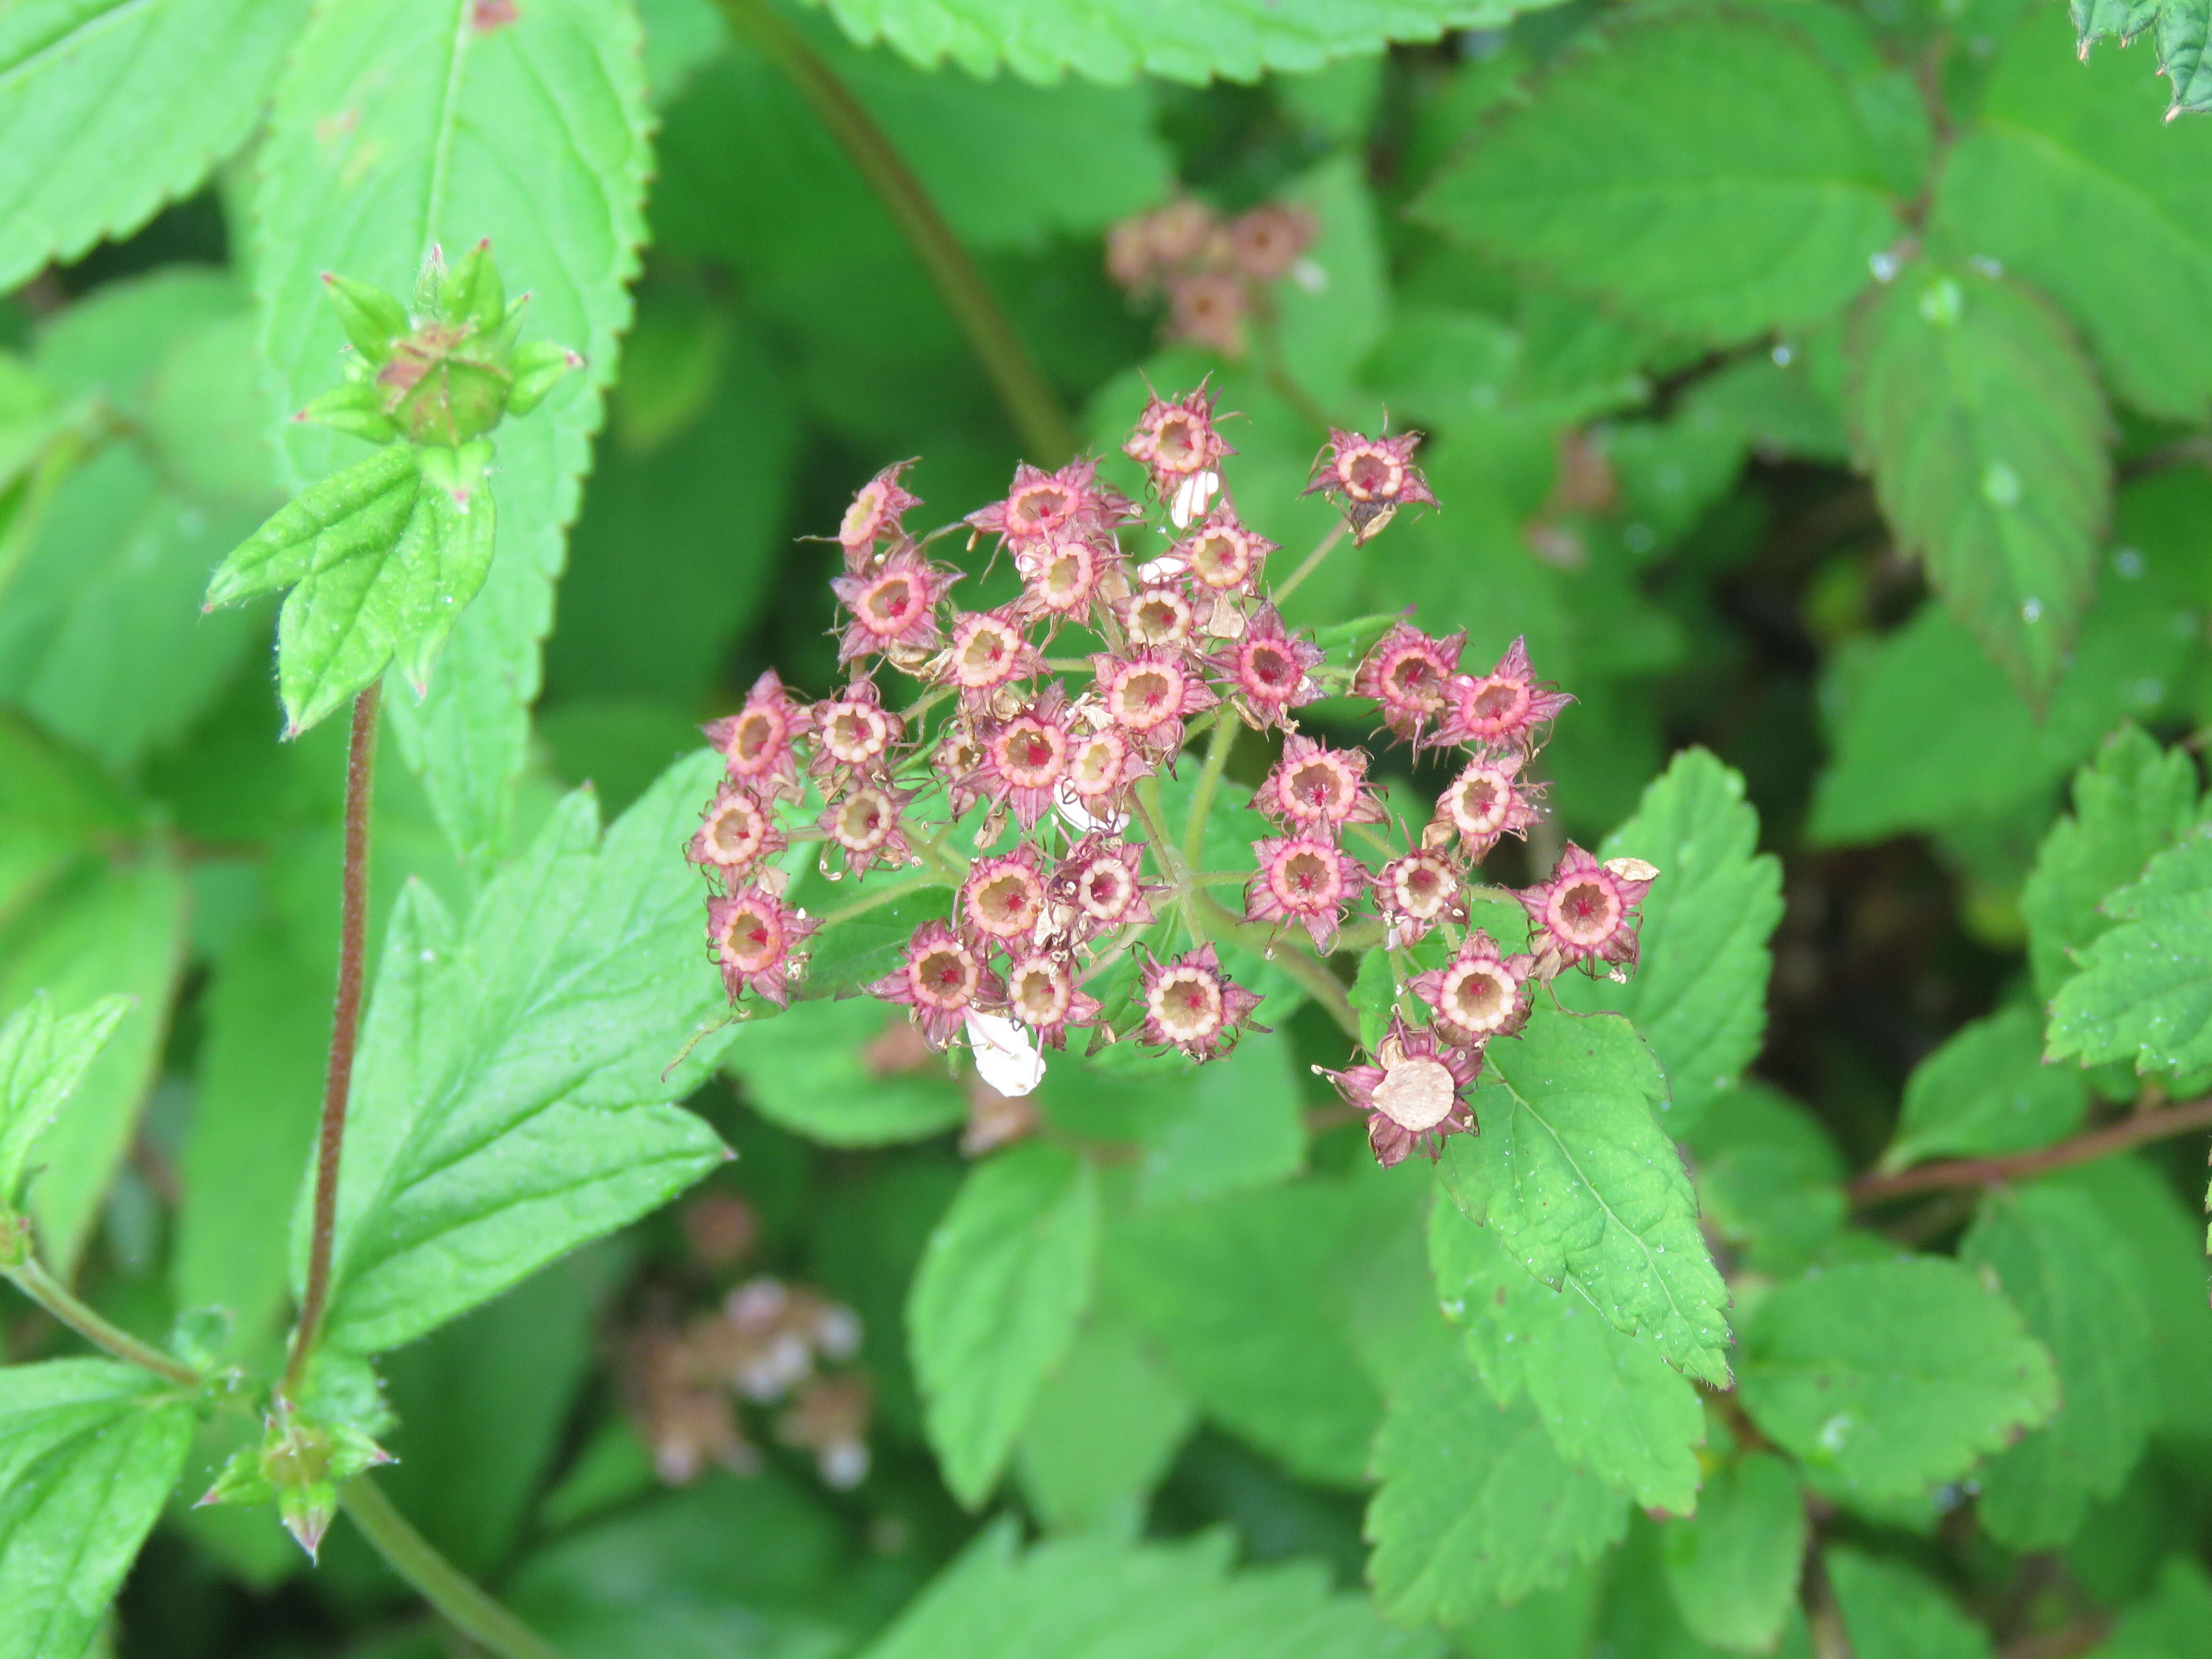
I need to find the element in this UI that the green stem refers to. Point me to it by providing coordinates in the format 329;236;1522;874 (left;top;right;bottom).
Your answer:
342;1476;563;1659
716;0;1075;463
4;1259;202;1389
1181;713;1239;873
1192;892;1360;1039
1271;523;1346;606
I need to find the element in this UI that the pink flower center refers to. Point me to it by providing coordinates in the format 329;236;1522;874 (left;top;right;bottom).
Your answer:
721;905;781;973
859;573;921;634
1270;843;1342;912
912;944;976;1008
1033;543;1093;610
1466;676;1528;732
825;705;890;763
1338;447;1402;502
707;799;765;861
729;708;781;767
1010;961;1071;1024
1190;529;1250;589
1242;641;1296;696
954;616;1022;686
840;484;886;545
1112;665;1179;729
835;789;894;851
1078;860;1134;920
1150;969;1223;1040
1010;482;1072;536
1129;590;1191;646
1443;962;1513;1033
970;868;1043;937
1382;649;1444;709
1551;877;1620;945
1446;768;1510;836
1394;857;1451;918
994;719;1066;789
1151;413;1202;470
1286;757;1351;817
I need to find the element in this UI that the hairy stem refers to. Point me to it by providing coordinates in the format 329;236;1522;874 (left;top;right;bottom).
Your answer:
1270;523;1346;606
717;0;1075;463
3;1259;202;1388
281;684;380;1402
342;1476;564;1659
1848;1096;2212;1208
1181;713;1239;872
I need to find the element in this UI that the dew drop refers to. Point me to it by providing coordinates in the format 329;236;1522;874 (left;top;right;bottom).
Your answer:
1770;343;1795;367
2114;546;2146;579
2021;596;2043;624
1983;460;2022;507
1870;251;1902;283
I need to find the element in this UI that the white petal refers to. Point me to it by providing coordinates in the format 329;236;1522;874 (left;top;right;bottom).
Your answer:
1053;781;1129;836
1169;470;1221;529
1137;552;1189;583
966;1010;1046;1097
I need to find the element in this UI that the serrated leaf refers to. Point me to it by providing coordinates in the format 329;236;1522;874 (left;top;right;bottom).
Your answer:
1661;1454;1805;1654
2046;830;2212;1073
1437;1008;1733;1387
1014;1313;1194;1536
0;1359;195;1659
725;997;967;1148
1884;1007;2089;1171
1739;1257;2057;1504
256;0;651;866
865;1521;1438;1659
2057;1157;2212;1447
1364;1331;1629;1621
1824;1548;1993;1659
1936;9;2212;421
1681;1082;1847;1276
312;754;737;1354
0;0;311;289
1416;12;1902;344
1962;1184;2155;1548
206;442;497;734
809;0;1534;84
2023;726;2203;1001
1846;263;2110;700
2075;0;2212;118
1431;1194;1704;1515
1556;748;1782;1135
0;992;128;1213
907;1143;1098;1509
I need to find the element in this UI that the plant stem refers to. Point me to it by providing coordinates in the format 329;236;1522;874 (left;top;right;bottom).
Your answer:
1181;713;1238;872
716;0;1075;464
1848;1096;2212;1208
3;1259;202;1388
342;1476;564;1659
1192;892;1361;1039
1271;523;1346;606
281;684;380;1403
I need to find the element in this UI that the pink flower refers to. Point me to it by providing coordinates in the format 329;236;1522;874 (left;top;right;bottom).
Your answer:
973;686;1075;829
709;885;816;1007
966;458;1137;549
1225;203;1316;282
829;544;954;667
1324;1016;1479;1169
1174;504;1275;596
1013;532;1117;622
1116;583;1198;651
1004;951;1103;1051
1094;648;1218;755
688;781;784;886
1517;844;1658;975
837;459;920;563
818;780;913;878
1245;834;1365;950
870;920;1002;1050
1123;385;1234;498
1257;734;1385;841
1209;604;1322;729
1408;932;1533;1048
961;848;1050;945
1371;847;1465;946
934;722;986;819
1139;944;1262;1061
1063;722;1150;819
942;605;1043;709
704;670;813;800
810;680;905;782
1048;835;1155;938
1354;622;1465;750
1428;749;1544;861
1436;637;1572;752
1303;428;1436;544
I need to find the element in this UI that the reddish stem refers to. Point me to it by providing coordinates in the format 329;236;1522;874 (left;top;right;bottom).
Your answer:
281;683;381;1400
1847;1096;2212;1209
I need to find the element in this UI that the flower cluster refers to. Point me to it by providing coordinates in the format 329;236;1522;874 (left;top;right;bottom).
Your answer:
687;386;1657;1170
1106;196;1318;357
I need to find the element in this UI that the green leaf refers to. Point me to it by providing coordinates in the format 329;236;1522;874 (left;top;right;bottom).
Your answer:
809;0;1533;84
908;1142;1099;1508
1451;1557;1607;1659
1134;1028;1305;1206
1431;1194;1703;1516
2095;1557;2212;1659
1272;154;1391;415
2024;726;2204;1001
1364;1331;1629;1621
205;442;497;735
1437;1008;1733;1387
313;754;736;1354
1845;262;2110;700
0;0;311;289
1884;1007;2090;1171
1739;1256;2058;1505
1015;1313;1195;1536
256;0;651;865
1824;1548;1993;1659
1680;1083;1847;1276
1416;12;1901;344
865;1521;1438;1659
0;993;128;1215
1556;748;1783;1135
1661;1454;1806;1654
1961;1184;2155;1548
1605;1512;1819;1659
0;846;186;1275
1936;10;2212;420
2074;0;2212;120
0;1359;195;1659
2046;830;2212;1072
725;997;968;1149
